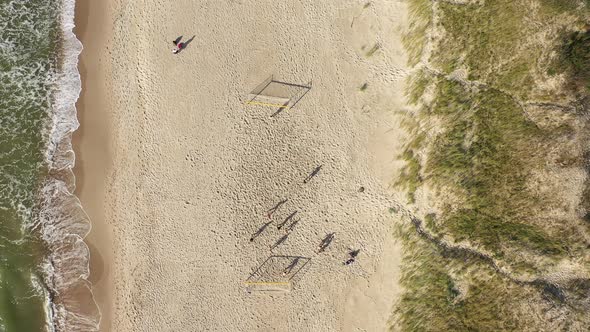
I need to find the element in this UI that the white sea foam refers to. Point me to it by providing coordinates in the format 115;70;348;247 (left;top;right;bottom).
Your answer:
38;0;101;330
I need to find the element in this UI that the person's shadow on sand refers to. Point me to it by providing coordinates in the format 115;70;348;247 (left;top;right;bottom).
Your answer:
181;35;196;50
174;35;196;54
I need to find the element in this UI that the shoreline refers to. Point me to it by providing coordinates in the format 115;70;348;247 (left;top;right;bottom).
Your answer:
72;0;113;330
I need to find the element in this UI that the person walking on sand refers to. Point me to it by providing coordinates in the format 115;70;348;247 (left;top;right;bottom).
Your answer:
250;220;273;242
172;42;184;54
282;257;300;276
171;35;195;55
172;36;183;54
316;232;335;253
304;165;322;184
344;249;360;265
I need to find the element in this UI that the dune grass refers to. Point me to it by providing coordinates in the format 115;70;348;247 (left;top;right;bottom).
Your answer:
402;0;431;67
391;224;545;332
539;0;585;14
396;149;422;204
562;29;590;92
419;0;590;255
398;0;588;260
392;220;590;330
434;1;537;97
405;69;430;105
394;0;590;329
425;79;566;256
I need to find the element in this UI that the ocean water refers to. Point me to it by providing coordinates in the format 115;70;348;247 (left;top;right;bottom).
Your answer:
0;0;98;331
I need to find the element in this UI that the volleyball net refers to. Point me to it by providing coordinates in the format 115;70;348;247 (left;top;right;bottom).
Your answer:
245;255;311;293
245;75;312;110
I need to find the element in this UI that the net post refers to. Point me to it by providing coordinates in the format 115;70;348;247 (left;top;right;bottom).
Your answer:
248;75;274;103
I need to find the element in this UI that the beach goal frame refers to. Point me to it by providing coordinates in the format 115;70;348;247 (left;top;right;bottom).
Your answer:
245;255;311;293
245;75;312;111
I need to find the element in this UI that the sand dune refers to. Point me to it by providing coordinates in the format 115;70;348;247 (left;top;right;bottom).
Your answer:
76;0;410;330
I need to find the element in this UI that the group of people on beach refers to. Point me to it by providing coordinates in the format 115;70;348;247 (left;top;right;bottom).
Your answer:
316;233;360;265
247;164;362;268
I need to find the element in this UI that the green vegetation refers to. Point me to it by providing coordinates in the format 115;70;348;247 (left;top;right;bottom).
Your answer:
400;75;569;257
549;27;590;93
396;149;422;204
539;0;583;14
563;29;590;92
392;222;590;331
398;0;590;261
360;82;369;91
392;225;546;332
433;0;588;98
394;0;590;330
423;213;439;234
402;0;431;66
405;69;430;105
434;1;537;98
426;81;566;255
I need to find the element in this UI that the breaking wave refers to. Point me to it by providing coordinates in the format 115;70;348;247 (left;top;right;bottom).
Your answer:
38;0;100;330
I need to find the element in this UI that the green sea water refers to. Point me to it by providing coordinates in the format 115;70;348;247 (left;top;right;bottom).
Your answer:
0;0;61;330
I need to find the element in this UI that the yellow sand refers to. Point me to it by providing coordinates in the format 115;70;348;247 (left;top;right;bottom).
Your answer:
75;0;410;330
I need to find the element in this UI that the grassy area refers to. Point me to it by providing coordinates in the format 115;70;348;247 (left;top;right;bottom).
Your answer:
434;1;527;76
395;70;431;203
539;0;585;14
394;0;590;329
562;29;590;92
433;0;588;99
396;149;422;204
398;0;589;260
399;74;568;256
391;221;590;330
391;224;547;332
402;0;431;67
405;69;430;105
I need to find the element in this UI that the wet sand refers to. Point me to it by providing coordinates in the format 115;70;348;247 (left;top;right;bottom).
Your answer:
73;0;113;330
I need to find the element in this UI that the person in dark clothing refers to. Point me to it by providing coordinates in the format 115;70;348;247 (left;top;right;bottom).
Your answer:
172;42;184;54
344;249;360;265
344;258;355;265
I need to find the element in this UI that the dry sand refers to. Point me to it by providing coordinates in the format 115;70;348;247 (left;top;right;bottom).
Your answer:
75;0;410;331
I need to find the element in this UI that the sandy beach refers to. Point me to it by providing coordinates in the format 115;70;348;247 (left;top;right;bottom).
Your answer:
73;0;114;329
74;0;410;330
